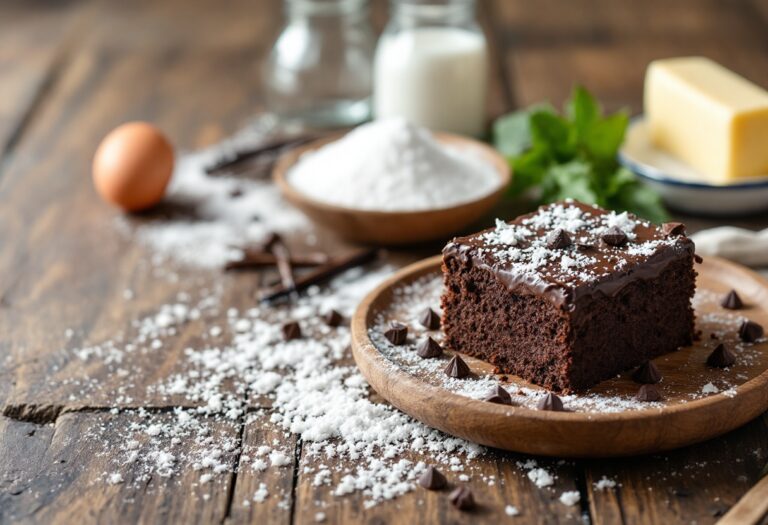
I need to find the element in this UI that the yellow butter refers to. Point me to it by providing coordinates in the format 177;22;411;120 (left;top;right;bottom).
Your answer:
645;57;768;183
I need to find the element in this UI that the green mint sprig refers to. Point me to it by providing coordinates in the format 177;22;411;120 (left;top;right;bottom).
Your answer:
493;86;668;223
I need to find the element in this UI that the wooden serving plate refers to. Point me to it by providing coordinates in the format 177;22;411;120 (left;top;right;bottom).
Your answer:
351;255;768;458
272;133;510;246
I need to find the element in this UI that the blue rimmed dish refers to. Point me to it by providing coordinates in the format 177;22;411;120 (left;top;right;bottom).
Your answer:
619;117;768;216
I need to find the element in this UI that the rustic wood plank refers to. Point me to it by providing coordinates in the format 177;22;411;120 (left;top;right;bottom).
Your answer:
0;411;240;523
0;2;87;159
492;0;768;113
293;418;585;524
225;410;296;524
584;416;768;525
0;1;283;411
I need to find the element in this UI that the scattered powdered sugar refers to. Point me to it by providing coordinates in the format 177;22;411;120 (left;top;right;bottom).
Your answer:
593;476;618;491
505;504;520;516
286;118;500;212
527;467;555;488
472;200;681;288
559;490;581;506
116;131;309;269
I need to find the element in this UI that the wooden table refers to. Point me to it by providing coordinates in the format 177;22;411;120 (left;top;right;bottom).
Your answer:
1;1;767;524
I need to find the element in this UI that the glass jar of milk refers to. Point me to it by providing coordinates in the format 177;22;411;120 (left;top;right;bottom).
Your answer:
373;0;489;137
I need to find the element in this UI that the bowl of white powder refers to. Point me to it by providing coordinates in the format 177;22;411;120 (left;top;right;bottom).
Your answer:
274;118;510;245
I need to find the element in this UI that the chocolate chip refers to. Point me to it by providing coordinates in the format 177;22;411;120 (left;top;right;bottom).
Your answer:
384;322;408;345
484;385;512;405
323;309;343;327
537;392;564;411
738;320;764;343
576;243;595;251
601;226;628;247
694;254;703;264
449;486;475;510
282;321;302;341
706;343;736;368
444;355;470;379
636;384;663;402
419;307;441;330
546;228;572;249
229;187;244;198
720;290;743;310
416;337;443;359
662;222;686;237
418;466;447;490
632;361;661;384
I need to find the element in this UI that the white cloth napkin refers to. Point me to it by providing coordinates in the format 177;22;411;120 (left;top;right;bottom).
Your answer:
691;227;768;268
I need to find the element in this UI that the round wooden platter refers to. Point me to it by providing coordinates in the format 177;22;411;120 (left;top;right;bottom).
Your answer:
350;255;768;458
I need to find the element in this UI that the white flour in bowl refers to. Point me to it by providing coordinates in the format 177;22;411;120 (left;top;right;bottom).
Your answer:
286;118;501;211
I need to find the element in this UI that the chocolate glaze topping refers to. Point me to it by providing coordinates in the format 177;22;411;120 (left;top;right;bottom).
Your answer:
443;201;695;309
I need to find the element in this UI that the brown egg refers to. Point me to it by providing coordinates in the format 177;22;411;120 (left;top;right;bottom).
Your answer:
92;122;174;212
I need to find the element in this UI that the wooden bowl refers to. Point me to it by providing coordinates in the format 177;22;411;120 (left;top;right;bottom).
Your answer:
272;132;511;246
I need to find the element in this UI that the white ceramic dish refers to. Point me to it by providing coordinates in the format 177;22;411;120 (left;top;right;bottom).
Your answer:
619;117;768;216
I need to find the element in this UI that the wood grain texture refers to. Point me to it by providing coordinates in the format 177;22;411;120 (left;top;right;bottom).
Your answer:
585;417;768;525
225;410;297;525
0;411;239;524
0;3;281;411
293;437;585;524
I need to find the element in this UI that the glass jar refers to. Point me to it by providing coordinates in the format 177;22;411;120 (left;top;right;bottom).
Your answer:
263;0;375;128
373;0;489;137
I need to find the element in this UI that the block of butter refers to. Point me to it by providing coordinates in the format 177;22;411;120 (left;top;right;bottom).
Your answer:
645;57;768;184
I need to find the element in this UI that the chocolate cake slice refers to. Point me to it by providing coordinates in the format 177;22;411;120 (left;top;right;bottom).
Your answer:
441;201;696;392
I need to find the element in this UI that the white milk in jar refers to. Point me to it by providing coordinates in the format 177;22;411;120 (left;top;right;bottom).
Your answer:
373;1;488;137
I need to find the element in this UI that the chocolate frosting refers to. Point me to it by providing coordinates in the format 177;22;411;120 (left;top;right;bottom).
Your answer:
443;201;695;310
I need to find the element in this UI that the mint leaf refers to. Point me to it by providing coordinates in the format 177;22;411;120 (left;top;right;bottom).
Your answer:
530;110;575;160
493;110;532;157
509;144;550;195
611;178;668;224
493;103;555;157
583;112;629;160
567;86;600;138
544;160;598;204
492;86;667;222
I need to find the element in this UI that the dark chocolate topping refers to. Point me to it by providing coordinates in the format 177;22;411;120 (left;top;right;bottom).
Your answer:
282;321;302;341
418;466;447;490
739;320;764;343
419;307;441;330
546;228;572;249
449;486;475;510
601;226;628;247
384;322;408;345
662;222;686;237
632;361;661;384
444;355;470;378
537;392;564;411
416;337;443;359
706;343;736;368
442;201;695;309
636;384;663;402
484;385;512;405
323;309;344;327
720;290;743;310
